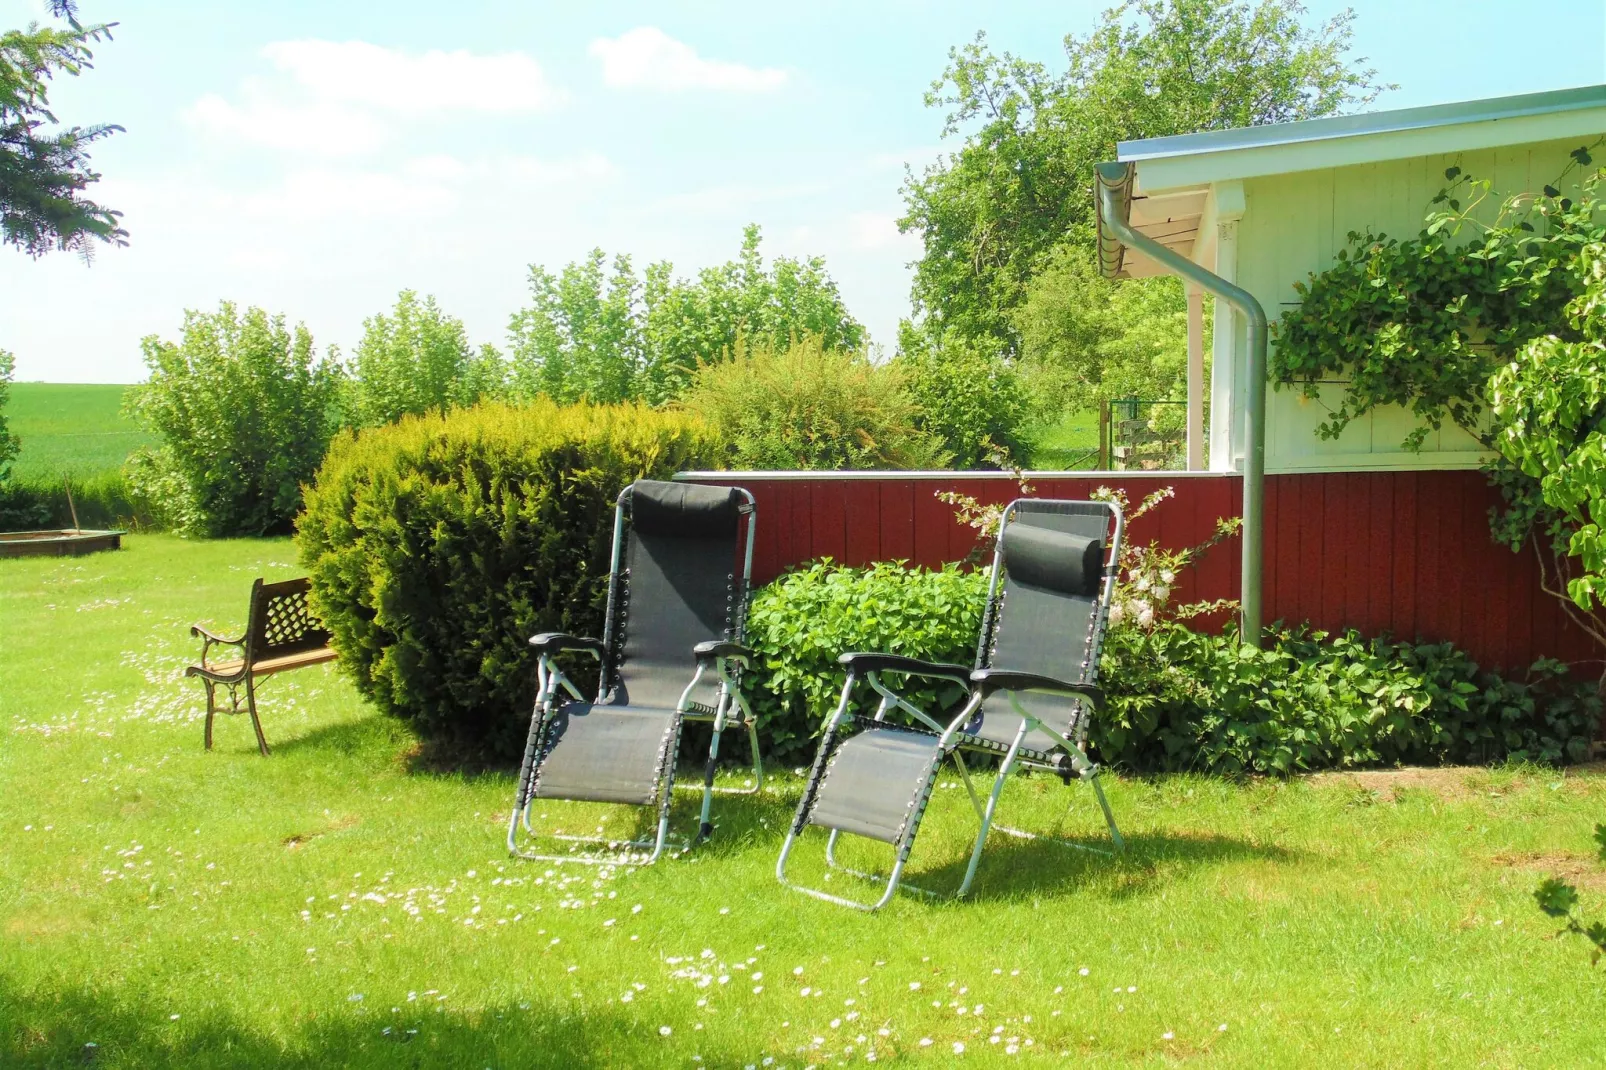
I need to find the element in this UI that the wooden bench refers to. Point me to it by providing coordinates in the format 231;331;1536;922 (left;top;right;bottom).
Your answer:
186;577;336;756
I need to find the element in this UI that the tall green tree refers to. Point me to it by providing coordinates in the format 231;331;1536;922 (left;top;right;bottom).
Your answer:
0;348;18;480
1;0;124;258
126;303;342;536
900;0;1386;355
507;225;864;406
349;290;504;427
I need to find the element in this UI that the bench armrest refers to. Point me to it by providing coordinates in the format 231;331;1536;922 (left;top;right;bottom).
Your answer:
969;668;1104;707
191;623;244;646
528;633;605;659
839;652;973;687
693;640;752;668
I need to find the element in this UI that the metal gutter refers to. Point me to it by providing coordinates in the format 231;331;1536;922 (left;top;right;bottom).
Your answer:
1116;83;1606;163
1095;160;1268;646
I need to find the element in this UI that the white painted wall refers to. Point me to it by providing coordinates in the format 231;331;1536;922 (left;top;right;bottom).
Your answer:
1205;135;1595;473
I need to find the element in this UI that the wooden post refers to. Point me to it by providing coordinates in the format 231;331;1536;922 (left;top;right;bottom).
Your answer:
1186;284;1205;471
1098;402;1110;470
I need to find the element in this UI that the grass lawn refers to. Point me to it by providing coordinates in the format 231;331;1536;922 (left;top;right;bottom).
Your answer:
1029;412;1100;470
7;383;151;481
2;536;1604;1068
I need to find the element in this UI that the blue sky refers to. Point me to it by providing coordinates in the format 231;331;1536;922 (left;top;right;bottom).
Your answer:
3;0;1604;382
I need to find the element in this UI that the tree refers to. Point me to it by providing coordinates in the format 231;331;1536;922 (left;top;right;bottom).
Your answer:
893;326;1032;467
125;302;342;536
507;225;865;406
1013;246;1199;416
349;290;505;428
900;0;1386;355
0;348;18;480
1;0;124;258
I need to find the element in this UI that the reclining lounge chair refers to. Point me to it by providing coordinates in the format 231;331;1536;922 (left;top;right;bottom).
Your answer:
777;498;1124;910
508;480;759;864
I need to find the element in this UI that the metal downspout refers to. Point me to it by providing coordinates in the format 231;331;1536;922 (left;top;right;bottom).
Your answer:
1095;161;1267;646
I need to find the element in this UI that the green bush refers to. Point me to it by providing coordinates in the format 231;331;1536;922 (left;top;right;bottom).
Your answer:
126;301;343;537
894;327;1032;467
741;561;1602;772
680;335;948;470
0;470;150;530
295;399;721;761
743;561;989;764
348;290;505;428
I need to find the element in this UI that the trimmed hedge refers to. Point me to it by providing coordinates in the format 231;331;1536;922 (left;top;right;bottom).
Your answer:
295;399;721;761
741;561;1601;772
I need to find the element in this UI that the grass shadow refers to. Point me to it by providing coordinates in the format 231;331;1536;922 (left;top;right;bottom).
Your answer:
0;977;742;1069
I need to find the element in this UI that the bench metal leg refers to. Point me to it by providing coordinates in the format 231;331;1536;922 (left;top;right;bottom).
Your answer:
245;676;270;757
202;681;218;751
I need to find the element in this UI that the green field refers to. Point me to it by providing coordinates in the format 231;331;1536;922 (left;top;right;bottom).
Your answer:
7;382;151;481
2;535;1604;1067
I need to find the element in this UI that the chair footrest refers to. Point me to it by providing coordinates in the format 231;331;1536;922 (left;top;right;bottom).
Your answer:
807;725;944;845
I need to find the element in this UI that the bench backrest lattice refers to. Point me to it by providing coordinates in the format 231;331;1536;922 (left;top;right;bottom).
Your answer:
248;578;333;661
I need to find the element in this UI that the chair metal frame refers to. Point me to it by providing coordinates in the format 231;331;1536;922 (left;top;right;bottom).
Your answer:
777;498;1124;910
508;484;758;866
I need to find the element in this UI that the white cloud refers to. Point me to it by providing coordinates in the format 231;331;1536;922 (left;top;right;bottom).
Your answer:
260;40;565;114
847;211;913;251
589;27;786;93
186;40;564;154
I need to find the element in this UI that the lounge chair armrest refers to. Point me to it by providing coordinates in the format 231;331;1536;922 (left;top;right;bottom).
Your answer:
839;652;973;686
693;640;752;667
969;668;1104;707
528;632;605;659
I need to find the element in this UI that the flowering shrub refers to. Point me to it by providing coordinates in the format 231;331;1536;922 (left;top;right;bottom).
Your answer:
1088;485;1240;630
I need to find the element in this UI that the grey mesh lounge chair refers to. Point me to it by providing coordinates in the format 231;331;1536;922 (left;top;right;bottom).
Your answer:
777;498;1124;910
507;480;759;865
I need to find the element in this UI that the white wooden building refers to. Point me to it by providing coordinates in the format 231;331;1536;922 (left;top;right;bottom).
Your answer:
1099;84;1606;474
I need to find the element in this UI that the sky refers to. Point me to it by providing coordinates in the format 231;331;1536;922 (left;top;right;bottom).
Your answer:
2;0;1604;383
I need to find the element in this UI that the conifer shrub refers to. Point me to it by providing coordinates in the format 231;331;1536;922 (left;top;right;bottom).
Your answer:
295;399;721;760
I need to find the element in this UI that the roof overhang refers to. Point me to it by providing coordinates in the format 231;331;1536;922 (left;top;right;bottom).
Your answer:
1118;83;1606;196
1096;84;1606;280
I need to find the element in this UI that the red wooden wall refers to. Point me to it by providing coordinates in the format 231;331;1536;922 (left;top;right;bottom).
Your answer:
679;469;1600;672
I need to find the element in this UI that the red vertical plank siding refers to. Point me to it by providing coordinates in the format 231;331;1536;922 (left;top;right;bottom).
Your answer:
676;470;1605;670
911;483;952;568
879;481;915;565
842;481;881;567
1366;474;1395;640
811;480;848;565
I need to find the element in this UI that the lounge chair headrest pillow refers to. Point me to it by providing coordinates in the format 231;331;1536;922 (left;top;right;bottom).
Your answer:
1000;522;1104;596
630;480;743;538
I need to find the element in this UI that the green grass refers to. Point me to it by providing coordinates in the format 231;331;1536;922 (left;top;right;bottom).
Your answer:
2;536;1604;1067
1028;410;1100;470
7;383;152;481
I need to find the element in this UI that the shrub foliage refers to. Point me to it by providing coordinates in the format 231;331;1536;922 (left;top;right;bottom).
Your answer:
681;335;948;471
295;399;721;761
126;302;342;536
742;561;1600;772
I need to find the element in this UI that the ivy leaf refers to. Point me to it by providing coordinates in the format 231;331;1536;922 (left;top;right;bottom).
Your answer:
1535;877;1580;918
1445;166;1461;181
1543;185;1561;198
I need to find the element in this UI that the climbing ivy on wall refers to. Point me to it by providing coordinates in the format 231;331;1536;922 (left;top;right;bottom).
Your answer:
1270;147;1606;664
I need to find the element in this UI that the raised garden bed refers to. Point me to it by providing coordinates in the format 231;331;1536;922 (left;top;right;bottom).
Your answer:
0;528;125;558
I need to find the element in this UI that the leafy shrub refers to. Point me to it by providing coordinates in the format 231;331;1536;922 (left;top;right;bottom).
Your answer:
295;399;721;762
0;348;18;482
681;335;948;470
894;327;1032;467
0;470;149;530
743;562;989;764
509;225;864;406
348;290;505;428
742;561;1601;772
126;301;342;536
